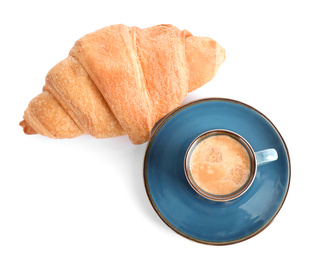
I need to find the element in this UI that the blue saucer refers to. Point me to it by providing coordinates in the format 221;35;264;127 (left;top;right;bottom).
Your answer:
143;98;290;245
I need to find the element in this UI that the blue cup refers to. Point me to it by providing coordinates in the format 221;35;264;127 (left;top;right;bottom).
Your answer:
184;129;278;202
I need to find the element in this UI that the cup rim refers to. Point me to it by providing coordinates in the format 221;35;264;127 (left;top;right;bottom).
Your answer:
184;129;257;202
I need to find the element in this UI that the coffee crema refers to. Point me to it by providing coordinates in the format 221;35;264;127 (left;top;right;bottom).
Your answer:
189;134;251;196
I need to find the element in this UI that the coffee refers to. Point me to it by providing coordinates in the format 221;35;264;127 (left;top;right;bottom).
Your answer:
189;134;251;196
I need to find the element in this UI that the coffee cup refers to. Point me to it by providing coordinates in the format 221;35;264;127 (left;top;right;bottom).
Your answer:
184;129;278;201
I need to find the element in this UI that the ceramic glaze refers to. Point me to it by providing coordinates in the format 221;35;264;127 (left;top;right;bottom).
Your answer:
144;98;290;245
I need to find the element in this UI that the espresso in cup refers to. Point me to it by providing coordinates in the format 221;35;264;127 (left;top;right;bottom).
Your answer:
189;134;251;196
185;130;258;201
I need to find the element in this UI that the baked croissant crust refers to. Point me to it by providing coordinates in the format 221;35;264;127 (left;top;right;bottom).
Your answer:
20;24;225;144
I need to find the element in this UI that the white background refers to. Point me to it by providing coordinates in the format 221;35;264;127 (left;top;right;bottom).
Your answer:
0;0;314;259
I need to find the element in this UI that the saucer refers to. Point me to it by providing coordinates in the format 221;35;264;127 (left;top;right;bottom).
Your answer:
143;98;290;245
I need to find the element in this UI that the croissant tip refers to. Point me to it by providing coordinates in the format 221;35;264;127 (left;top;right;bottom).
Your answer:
20;120;37;135
214;43;226;75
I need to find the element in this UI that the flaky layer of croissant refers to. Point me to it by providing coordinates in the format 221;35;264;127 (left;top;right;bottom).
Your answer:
20;24;225;144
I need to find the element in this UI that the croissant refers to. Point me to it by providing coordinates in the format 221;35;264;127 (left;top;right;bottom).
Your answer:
20;24;225;144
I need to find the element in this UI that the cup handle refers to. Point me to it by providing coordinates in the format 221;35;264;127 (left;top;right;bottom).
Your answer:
255;148;278;166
